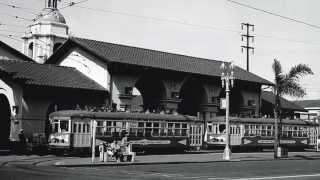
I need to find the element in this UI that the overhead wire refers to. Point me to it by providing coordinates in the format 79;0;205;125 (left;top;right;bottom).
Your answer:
0;33;52;52
73;4;320;46
2;1;320;49
0;1;40;15
0;22;26;28
74;5;242;34
0;12;34;21
33;0;89;21
226;0;320;30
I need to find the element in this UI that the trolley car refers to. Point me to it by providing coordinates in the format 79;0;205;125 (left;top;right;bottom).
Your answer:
48;110;203;153
205;117;319;151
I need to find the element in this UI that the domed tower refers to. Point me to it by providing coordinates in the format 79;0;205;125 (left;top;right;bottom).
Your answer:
22;0;69;63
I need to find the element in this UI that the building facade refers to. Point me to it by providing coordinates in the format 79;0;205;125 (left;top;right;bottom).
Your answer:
22;0;68;63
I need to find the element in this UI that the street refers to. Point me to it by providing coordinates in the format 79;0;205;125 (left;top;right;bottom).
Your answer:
1;154;320;179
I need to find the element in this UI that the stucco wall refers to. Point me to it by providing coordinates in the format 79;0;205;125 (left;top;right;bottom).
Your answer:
60;48;110;90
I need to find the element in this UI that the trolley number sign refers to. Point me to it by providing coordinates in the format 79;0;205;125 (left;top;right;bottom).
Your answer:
242;137;309;146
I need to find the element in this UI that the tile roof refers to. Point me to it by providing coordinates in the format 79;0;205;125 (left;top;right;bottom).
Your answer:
47;37;273;86
0;41;34;62
0;59;106;91
261;91;306;111
292;100;320;108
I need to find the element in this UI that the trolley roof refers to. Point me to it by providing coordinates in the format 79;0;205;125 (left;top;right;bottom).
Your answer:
49;110;199;122
211;116;319;126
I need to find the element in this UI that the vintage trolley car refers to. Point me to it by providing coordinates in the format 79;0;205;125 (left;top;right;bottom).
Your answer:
205;117;319;151
48;110;203;153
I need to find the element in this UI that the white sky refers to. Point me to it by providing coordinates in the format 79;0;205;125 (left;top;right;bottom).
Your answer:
0;0;319;100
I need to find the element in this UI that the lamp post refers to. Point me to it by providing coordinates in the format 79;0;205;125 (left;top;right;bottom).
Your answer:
220;62;235;161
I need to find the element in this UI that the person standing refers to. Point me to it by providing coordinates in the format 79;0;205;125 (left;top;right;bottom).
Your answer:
18;129;27;154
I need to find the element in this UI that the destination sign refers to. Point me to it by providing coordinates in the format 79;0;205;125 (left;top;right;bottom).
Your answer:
130;139;171;145
242;137;309;146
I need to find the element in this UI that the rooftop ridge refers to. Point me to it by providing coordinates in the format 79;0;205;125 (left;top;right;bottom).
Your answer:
0;58;77;70
71;37;270;82
71;37;226;64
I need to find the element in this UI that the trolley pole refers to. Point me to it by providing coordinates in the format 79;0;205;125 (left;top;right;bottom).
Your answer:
220;62;235;161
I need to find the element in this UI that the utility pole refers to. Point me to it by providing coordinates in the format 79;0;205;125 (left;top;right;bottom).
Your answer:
241;23;254;72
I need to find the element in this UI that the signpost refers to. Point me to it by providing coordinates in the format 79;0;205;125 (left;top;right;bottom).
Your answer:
91;120;97;163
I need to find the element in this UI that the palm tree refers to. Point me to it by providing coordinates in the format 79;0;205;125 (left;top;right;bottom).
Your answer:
272;59;313;158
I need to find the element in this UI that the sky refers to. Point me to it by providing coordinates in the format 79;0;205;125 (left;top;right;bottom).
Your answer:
0;0;319;100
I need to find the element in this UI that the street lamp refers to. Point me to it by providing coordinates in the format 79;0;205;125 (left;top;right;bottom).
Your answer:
220;61;235;160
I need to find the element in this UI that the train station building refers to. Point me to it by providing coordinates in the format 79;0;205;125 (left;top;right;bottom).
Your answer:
0;0;306;148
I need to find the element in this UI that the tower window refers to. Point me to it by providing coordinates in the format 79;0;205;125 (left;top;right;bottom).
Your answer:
28;43;34;59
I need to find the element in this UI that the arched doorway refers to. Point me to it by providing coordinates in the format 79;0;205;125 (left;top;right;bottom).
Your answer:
135;75;166;113
0;95;11;148
178;78;207;116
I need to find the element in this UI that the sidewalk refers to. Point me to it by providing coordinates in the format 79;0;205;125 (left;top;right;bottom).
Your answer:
53;151;320;167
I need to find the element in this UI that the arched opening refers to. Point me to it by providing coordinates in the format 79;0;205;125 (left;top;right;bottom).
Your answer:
178;78;207;116
218;87;244;116
28;43;34;59
0;95;11;148
53;42;62;53
135;75;166;113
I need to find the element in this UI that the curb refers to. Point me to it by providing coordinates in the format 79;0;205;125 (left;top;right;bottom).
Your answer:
54;157;310;167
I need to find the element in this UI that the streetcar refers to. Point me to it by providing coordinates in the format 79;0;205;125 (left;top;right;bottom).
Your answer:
48;110;203;153
205;117;319;151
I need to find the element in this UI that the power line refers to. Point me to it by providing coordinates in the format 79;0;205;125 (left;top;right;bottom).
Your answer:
0;22;26;28
33;0;89;21
0;12;34;21
73;5;242;34
73;4;320;47
0;1;40;15
0;33;51;51
226;0;320;30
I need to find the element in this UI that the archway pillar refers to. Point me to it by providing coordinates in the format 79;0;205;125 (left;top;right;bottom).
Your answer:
199;103;219;121
159;98;182;114
160;79;184;114
112;74;140;112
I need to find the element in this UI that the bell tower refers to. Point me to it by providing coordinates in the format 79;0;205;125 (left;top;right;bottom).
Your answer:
22;0;69;63
45;0;58;9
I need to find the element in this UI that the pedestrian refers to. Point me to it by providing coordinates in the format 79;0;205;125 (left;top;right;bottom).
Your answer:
18;129;27;154
113;141;123;162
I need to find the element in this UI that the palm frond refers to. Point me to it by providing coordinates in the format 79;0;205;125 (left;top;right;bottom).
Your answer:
281;78;306;97
272;59;282;78
288;64;313;80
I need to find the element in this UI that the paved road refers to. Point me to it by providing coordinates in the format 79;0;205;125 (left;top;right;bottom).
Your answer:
1;156;320;179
